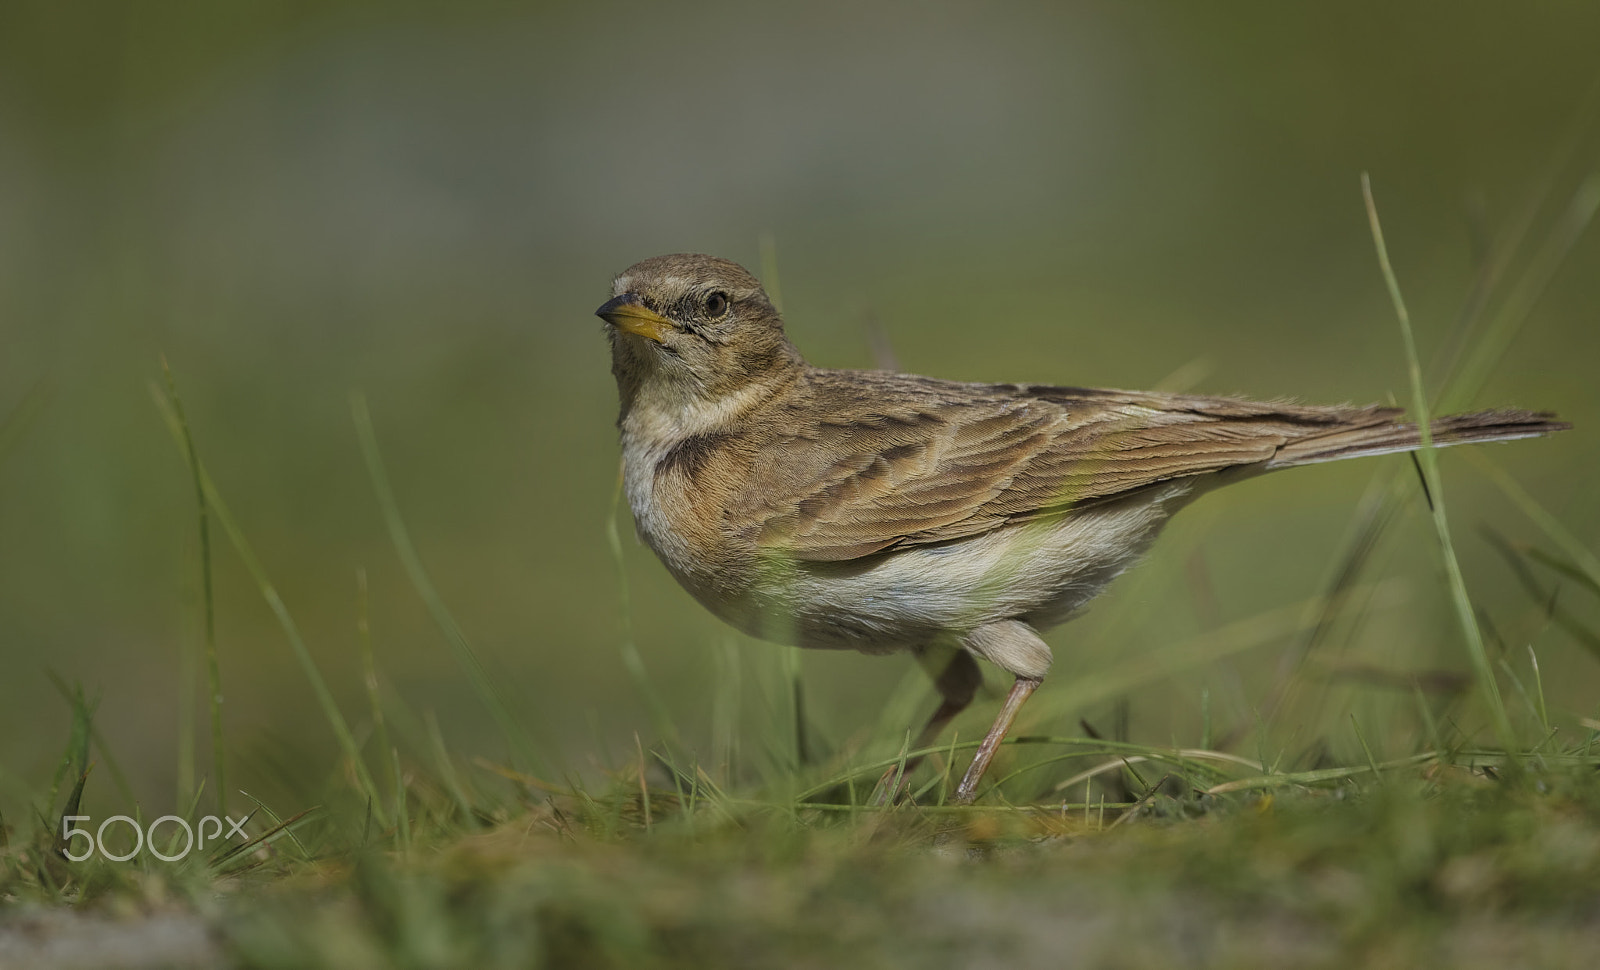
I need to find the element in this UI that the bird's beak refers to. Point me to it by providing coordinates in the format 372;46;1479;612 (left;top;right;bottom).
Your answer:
596;293;674;343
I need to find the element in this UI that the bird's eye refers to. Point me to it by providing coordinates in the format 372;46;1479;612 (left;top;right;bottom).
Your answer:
704;291;729;318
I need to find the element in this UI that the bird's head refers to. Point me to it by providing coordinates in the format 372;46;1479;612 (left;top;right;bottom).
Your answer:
597;254;803;420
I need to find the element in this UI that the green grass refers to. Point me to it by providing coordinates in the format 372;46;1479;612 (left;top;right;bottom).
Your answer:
6;708;1600;967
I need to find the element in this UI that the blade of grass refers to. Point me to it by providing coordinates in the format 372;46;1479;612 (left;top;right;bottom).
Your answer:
788;647;809;767
159;360;226;819
355;568;400;823
1524;547;1600;600
692;766;741;826
1362;173;1517;753
44;672;135;809
1479;525;1600;662
424;711;475;829
1431;82;1600;401
1350;714;1382;781
471;757;566;795
209;807;318;873
152;384;388;825
350;392;544;774
183;778;209;828
1206;753;1436;794
176;563;197;814
1527;646;1551;739
635;733;653;834
46;681;94;815
1031;748;1260;796
937;731;959;807
1209;749;1600;794
1105;773;1175;832
1271;472;1401;703
1440;172;1600;413
237;790;311;861
1496;654;1543;740
392;747;410;854
1413;683;1447;757
52;766;92;861
805;737;1262;802
47;686;96;865
711;637;742;784
783;800;1134;815
1466;450;1600;596
1028;585;1405;725
870;732;913;808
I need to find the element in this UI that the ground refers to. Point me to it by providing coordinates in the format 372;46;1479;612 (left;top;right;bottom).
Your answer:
6;761;1600;969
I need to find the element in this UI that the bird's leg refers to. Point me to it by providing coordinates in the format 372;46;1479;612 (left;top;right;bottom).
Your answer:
954;676;1041;804
871;650;981;806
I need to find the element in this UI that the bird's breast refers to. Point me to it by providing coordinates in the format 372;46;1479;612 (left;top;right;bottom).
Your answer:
619;426;754;598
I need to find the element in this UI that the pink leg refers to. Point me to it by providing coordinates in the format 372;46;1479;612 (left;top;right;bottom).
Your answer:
954;676;1041;804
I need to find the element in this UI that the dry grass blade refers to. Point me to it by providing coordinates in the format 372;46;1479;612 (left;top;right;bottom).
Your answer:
238;790;313;861
209;807;320;873
1206;753;1439;794
1105;773;1177;831
1047;750;1264;795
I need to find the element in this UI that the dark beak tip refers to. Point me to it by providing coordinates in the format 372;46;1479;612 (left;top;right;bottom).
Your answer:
595;292;640;322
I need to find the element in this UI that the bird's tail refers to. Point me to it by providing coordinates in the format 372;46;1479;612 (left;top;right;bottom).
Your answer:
1267;408;1570;469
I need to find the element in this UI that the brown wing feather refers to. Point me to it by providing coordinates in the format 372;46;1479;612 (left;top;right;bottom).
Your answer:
735;370;1400;562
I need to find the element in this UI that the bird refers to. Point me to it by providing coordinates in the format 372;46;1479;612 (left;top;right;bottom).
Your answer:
594;252;1568;804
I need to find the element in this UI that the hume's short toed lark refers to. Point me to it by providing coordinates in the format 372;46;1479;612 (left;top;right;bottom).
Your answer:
595;253;1568;803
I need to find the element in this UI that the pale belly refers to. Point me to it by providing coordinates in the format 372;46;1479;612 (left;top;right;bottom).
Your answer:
679;481;1198;655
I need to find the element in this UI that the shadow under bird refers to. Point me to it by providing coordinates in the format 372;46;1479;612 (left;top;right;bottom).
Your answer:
594;253;1569;804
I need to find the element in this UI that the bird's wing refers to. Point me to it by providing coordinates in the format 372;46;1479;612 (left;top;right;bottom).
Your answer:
736;372;1398;562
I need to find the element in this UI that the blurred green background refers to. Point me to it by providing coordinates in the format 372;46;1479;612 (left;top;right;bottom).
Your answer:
1;0;1596;819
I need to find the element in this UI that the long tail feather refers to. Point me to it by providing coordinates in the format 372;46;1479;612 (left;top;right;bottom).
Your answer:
1268;409;1570;469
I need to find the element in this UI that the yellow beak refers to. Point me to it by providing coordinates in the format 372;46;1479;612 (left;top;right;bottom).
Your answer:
596;293;674;343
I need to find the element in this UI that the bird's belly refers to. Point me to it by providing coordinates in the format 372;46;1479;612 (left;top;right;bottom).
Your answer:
721;483;1196;654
